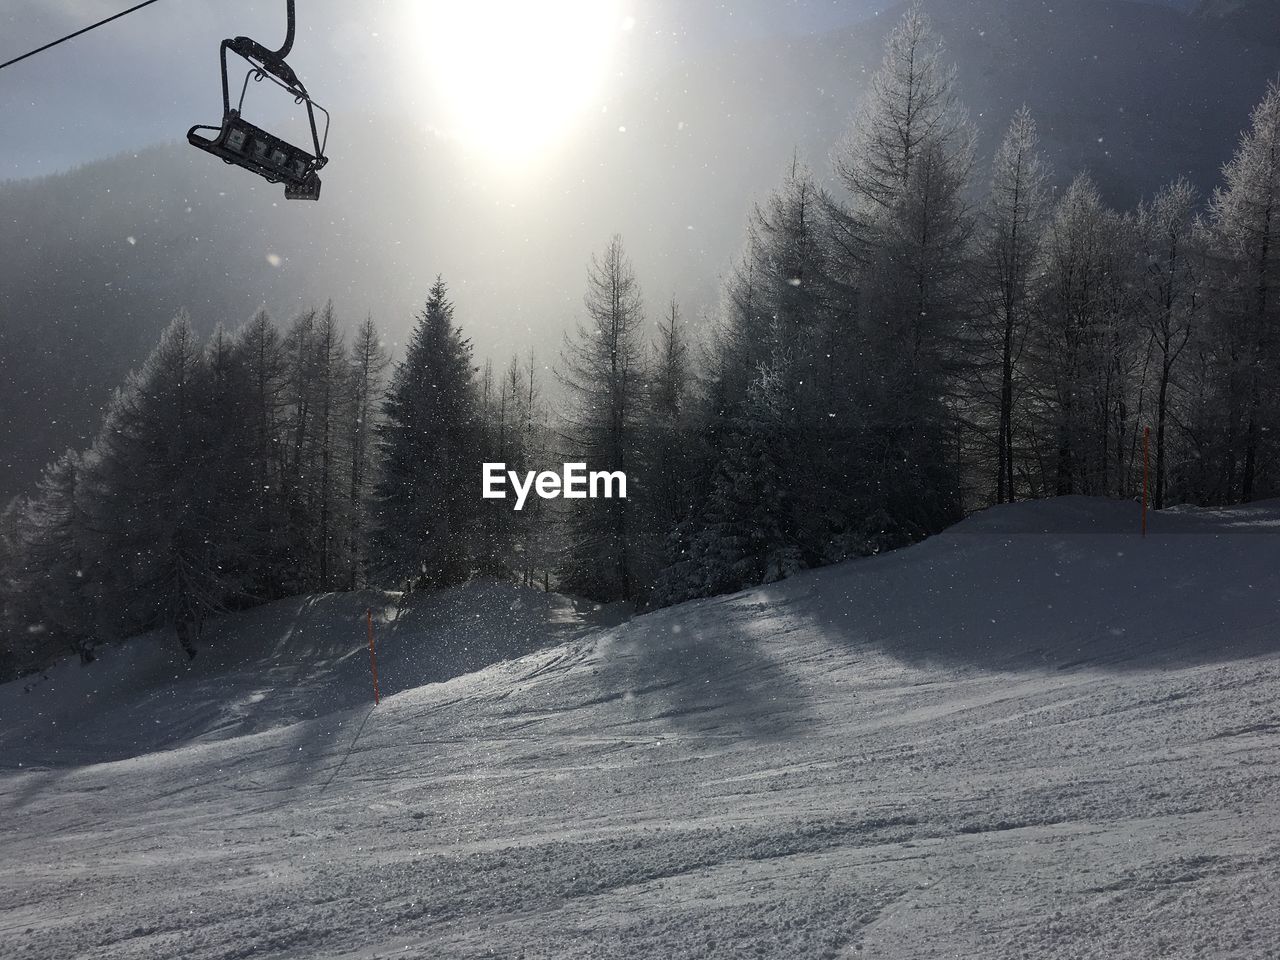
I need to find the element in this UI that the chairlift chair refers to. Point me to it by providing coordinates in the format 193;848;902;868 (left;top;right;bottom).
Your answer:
187;1;329;200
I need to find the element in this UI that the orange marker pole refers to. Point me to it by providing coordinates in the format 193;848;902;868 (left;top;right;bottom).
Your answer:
367;608;380;706
1142;426;1150;538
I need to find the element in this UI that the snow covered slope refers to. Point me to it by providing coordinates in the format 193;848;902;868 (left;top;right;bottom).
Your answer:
0;580;623;768
3;497;1279;959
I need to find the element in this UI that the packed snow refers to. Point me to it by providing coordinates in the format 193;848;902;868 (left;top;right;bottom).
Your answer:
3;497;1279;959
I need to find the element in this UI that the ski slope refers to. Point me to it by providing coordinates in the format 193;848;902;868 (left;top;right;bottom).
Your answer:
3;497;1279;959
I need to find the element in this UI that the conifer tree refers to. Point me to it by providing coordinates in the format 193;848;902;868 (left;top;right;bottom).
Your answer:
345;316;389;588
665;159;846;598
681;362;796;599
514;352;558;589
79;313;224;657
1135;179;1203;509
475;358;510;577
279;308;319;589
833;1;971;218
976;107;1051;503
557;236;646;601
0;498;24;677
639;299;697;587
309;302;351;589
1030;176;1136;496
1207;80;1280;502
827;0;973;531
4;454;96;664
703;234;771;467
370;278;479;589
201;323;257;597
233;309;290;595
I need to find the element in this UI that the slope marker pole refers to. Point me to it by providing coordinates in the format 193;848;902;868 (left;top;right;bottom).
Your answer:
367;608;380;706
1142;426;1150;538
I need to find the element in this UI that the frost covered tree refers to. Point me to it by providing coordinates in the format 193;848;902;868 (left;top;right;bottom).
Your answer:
1029;176;1138;497
832;1;972;221
278;307;319;588
516;353;560;590
663;160;841;599
273;303;358;590
475;358;511;577
1206;80;1280;502
975;107;1051;503
756;158;828;363
201;323;261;598
79;314;227;657
476;351;556;585
0;453;96;667
703;233;772;471
345;316;389;588
745;160;847;561
370;278;480;589
830;0;976;304
676;362;797;599
648;301;695;516
827;0;974;530
232;309;290;595
1135;179;1203;509
557;236;646;601
0;500;24;678
702;158;828;449
637;299;698;588
1;304;392;667
308;303;351;589
282;308;318;486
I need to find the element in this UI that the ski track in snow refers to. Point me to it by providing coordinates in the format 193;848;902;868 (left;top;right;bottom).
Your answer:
2;498;1280;958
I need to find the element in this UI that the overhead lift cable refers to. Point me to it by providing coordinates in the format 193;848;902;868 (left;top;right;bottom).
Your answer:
0;0;165;73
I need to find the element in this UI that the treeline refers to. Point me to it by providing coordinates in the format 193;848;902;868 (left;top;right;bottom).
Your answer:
590;7;1280;606
0;274;575;673
0;305;390;664
5;4;1280;674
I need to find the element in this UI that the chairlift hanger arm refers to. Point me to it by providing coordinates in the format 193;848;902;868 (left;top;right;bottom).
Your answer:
227;1;302;95
274;0;297;60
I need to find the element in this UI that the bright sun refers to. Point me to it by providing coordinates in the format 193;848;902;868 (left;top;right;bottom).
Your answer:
415;0;628;168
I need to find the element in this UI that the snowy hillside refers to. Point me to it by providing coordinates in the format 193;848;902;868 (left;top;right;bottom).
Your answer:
3;497;1280;958
0;581;625;769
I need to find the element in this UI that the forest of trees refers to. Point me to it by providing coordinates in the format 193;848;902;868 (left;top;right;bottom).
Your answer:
4;4;1280;676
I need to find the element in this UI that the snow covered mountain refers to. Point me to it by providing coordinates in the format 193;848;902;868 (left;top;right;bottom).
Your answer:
3;496;1278;958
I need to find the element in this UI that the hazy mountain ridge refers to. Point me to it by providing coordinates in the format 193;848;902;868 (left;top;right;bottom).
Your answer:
632;0;1280;204
1;0;1276;500
1195;0;1280;45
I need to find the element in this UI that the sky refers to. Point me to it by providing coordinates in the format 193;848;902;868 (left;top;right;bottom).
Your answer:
0;0;1260;496
0;0;884;181
0;0;904;391
0;0;1246;365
